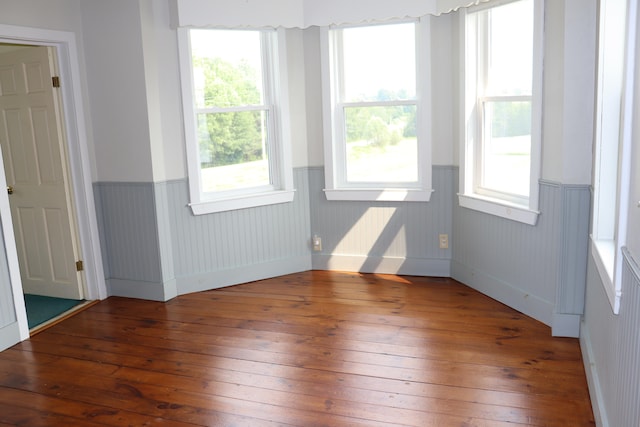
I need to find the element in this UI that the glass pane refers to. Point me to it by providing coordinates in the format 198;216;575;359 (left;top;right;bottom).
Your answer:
344;105;418;183
481;101;531;196
341;23;416;102
486;0;533;96
197;111;270;192
190;29;264;108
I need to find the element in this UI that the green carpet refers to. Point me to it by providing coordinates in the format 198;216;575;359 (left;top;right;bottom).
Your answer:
24;294;84;329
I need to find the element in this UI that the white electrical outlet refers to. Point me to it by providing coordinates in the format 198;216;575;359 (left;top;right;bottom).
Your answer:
312;235;322;251
439;234;449;249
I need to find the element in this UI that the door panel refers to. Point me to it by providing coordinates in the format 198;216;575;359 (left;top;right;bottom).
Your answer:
0;46;83;300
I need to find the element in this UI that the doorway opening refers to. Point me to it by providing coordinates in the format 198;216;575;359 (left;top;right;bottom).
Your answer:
0;25;107;346
0;43;87;330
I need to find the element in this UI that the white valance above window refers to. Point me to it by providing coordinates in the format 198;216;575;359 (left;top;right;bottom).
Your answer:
170;0;492;29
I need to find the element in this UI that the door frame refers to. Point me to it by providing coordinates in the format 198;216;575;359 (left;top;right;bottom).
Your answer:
0;24;107;339
0;148;28;341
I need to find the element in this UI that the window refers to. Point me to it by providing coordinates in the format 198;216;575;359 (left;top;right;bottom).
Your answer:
591;0;635;314
459;0;543;225
178;28;294;214
320;19;433;202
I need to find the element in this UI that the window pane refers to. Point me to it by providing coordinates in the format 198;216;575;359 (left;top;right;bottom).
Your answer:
197;111;270;192
190;30;264;108
344;105;418;182
341;23;416;102
486;0;533;96
481;101;531;196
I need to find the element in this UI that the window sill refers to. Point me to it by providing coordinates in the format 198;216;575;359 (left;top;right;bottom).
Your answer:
189;190;295;215
458;193;539;225
591;237;621;314
324;188;433;202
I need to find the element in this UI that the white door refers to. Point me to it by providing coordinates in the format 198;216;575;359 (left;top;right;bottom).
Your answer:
0;46;84;300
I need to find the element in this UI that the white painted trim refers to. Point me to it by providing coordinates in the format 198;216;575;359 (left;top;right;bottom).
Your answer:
591;0;637;316
0;149;29;342
320;19;434;201
324;188;433;202
0;25;108;334
312;254;451;277
459;0;544;225
178;28;295;215
551;313;581;338
591;238;620;314
0;323;22;353
108;278;176;302
190;189;295;214
458;193;540;225
171;0;500;28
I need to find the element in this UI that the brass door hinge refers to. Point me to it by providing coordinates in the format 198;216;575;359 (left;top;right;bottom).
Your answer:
52;76;60;88
76;260;84;272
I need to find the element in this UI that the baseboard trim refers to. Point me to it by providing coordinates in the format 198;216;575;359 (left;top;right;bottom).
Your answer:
0;322;21;353
176;256;312;295
451;260;553;327
107;278;174;301
551;313;581;338
312;254;451;277
580;321;608;427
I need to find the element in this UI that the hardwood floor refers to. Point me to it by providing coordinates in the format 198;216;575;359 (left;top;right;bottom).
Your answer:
0;271;594;426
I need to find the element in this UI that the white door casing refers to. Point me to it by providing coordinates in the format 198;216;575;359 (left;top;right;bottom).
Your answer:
0;146;29;351
0;24;107;349
0;46;84;300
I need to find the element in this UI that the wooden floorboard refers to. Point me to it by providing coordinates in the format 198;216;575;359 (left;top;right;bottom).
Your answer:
0;271;594;426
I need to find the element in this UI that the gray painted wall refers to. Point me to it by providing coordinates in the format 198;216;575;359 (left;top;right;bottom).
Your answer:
582;250;640;427
166;168;312;294
94;182;168;300
95;165;590;338
95;168;312;300
309;166;453;276
451;178;591;336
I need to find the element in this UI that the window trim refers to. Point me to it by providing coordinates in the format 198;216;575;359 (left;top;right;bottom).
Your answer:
320;18;433;202
590;0;636;314
458;0;543;226
178;27;294;215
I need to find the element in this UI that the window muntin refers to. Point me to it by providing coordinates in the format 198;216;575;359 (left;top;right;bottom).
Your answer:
460;0;541;224
321;20;432;201
179;28;294;214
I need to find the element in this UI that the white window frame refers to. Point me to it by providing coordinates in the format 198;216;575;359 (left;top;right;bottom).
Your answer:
320;18;433;202
591;0;636;314
458;0;544;225
178;27;294;215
